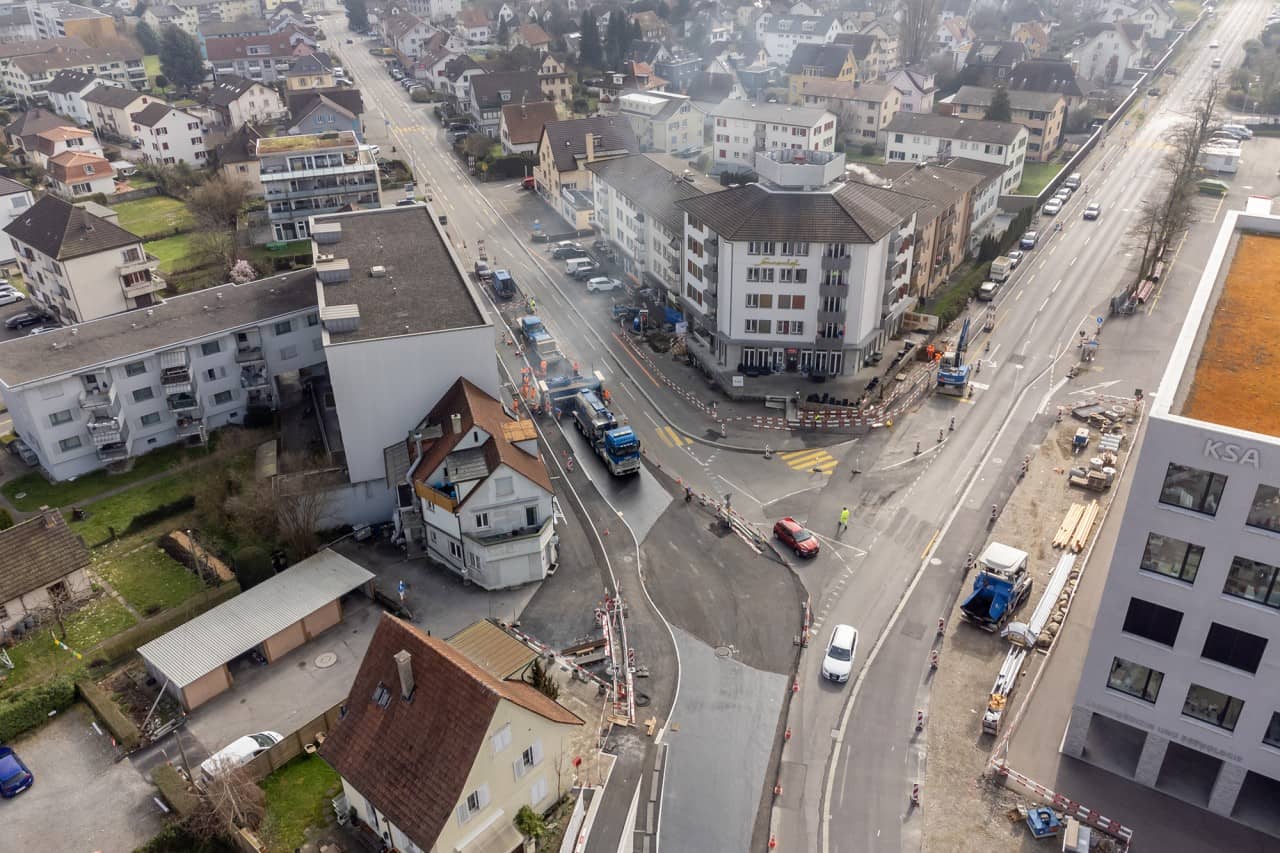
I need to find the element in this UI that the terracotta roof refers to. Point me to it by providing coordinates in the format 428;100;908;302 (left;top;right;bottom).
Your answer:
4;194;135;262
408;378;552;498
500;100;558;145
0;511;90;603
205;32;300;62
319;614;581;849
458;6;489;28
33;125;95;156
540;115;636;172
48;150;112;184
516;22;551;45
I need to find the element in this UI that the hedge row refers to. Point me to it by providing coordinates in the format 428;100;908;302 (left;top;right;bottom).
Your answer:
933;263;991;329
77;678;140;750
91;581;240;666
152;764;201;818
0;674;77;741
123;495;196;537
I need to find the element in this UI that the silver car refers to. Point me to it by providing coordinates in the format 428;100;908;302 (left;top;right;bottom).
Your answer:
586;276;622;293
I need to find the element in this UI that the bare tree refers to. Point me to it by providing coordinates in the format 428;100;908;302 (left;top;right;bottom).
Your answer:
901;0;943;65
185;764;265;841
188;175;250;269
275;481;326;558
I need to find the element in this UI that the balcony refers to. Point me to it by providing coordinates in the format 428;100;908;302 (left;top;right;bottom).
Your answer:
167;393;200;412
235;345;265;364
262;179;380;202
174;415;207;441
161;365;193;394
87;414;126;446
817;310;844;325
704;260;717;282
466;517;550;547
821;254;852;273
267;195;374;222
819;280;849;300
240;365;269;389
97;441;130;462
78;385;117;410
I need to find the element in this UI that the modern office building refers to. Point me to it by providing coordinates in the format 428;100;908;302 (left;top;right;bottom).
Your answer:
1065;203;1280;836
255;130;381;242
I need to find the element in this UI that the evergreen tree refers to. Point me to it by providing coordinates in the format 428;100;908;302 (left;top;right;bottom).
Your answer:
159;25;204;91
135;20;159;55
344;0;369;33
497;15;510;46
985;86;1012;122
579;10;602;69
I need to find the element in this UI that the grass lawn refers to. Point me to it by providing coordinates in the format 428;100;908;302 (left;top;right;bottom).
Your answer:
246;239;313;267
113;196;195;240
844;148;884;165
145;233;201;273
0;597;137;696
143;55;160;80
71;469;199;545
1016;161;1063;196
1172;0;1200;21
260;755;342;853
94;543;205;616
2;441;209;512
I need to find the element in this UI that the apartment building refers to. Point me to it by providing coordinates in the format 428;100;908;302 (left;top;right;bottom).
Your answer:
872;162;983;298
948;85;1065;162
197;17;272;56
143;0;262;38
498;100;557;155
282;52;335;92
44;68;112;126
206;75;287;130
887;68;936;114
792;79;901;147
29;2;118;44
382;13;437;60
82;83;155;140
132;103;207;167
883;112;1028;195
709;100;837;170
587;153;720;301
785;43;858;104
1065;206;1280;836
675;149;918;379
0;176;33;265
255;131;381;242
533;116;636;230
0;5;37;44
5;40;146;101
3;195;164;323
616;91;698;154
206;31;311;83
1073;22;1146;85
754;13;844;67
468;71;542;138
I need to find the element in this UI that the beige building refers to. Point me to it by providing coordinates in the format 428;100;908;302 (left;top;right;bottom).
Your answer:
0;510;92;637
82;83;156;141
534;116;636;230
321;614;587;853
616;91;698;154
792;78;901;148
948;85;1066;162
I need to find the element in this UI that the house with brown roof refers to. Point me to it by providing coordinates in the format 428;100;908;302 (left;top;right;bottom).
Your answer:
206;31;313;83
512;22;552;52
47;149;114;198
499;99;558;155
390;377;556;589
534;115;637;230
28;124;103;170
0;510;92;637
320;614;586;853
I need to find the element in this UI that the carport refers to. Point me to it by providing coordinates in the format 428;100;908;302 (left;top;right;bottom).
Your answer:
138;549;374;711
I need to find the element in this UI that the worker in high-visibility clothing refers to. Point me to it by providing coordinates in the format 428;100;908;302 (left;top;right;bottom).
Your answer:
838;506;850;534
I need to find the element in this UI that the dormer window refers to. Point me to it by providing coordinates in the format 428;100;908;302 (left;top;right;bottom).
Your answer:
84;164;94;174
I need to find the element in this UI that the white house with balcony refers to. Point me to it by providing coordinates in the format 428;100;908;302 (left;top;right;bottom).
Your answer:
131;103;207;167
754;13;843;66
254;130;382;242
709;100;837;170
883;112;1028;195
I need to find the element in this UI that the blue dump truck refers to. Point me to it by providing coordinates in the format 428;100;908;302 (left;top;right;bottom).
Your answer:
960;543;1033;631
567;389;641;475
518;315;560;361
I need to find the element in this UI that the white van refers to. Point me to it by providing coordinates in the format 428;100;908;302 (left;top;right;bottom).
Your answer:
977;280;1000;301
1220;123;1253;139
565;256;596;276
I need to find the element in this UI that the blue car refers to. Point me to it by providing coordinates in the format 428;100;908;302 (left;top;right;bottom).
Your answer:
0;746;33;797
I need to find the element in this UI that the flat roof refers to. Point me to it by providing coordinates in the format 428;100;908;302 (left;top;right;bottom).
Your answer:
256;130;357;155
138;549;373;688
312;206;489;345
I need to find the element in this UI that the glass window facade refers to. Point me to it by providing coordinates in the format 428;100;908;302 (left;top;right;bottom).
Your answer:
1159;463;1227;515
1247;484;1280;534
1140;532;1203;583
1182;683;1245;732
1107;657;1163;704
1223;556;1280;609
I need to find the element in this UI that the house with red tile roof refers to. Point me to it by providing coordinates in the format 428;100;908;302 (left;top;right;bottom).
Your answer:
47;149;114;198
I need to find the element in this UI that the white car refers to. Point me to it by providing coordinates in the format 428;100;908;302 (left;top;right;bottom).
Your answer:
0;289;23;306
1209;40;1220;48
199;731;283;781
821;624;858;683
1042;199;1063;216
585;276;622;293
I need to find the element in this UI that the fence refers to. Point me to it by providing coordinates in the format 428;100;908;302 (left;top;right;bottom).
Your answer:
241;700;345;782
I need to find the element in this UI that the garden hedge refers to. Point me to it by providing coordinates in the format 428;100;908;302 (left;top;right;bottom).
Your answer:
0;674;77;741
77;678;141;750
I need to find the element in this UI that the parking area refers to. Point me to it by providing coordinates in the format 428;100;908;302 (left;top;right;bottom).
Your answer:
4;704;163;853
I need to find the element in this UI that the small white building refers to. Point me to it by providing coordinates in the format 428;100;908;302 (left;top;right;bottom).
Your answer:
46;150;114;199
1073;21;1146;85
883;112;1028;195
132;103;208;167
709;100;837;170
44;69;113;127
617;91;699;154
207;75;288;131
754;12;844;67
0;510;92;638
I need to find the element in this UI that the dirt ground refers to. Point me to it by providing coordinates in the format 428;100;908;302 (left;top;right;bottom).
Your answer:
922;399;1142;853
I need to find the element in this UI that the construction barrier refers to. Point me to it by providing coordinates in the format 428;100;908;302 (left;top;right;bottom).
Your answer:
990;759;1134;847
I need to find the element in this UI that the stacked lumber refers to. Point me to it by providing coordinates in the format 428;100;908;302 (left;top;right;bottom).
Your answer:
1071;501;1100;552
1053;501;1100;552
1053;504;1085;548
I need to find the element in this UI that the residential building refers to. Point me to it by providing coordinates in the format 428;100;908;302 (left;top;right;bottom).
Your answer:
785;43;858;104
437;55;485;110
941;156;1004;251
3;195;163;324
962;40;1029;85
533;115;636;230
858;18;900;76
627;39;670;68
320;615;586;853
792;79;900;147
587;153;720;300
1007;59;1087;110
630;9;667;41
44;68;111;125
754;13;844;67
282;52;336;92
1074;22;1147;85
512;22;552;52
469;71;542;137
935;17;975;71
28;124;102;169
206;31;313;83
383;13;436;60
82;83;154;140
1010;21;1051;57
537;53;572;102
4;107;64;161
883;112;1028;194
255;130;381;242
216;122;263;193
0;5;37;44
617;91;698;153
709;100;837;170
29;2;117;45
1065;205;1280;835
0;37;80;96
655;53;702;93
197;18;272;59
394;378;556;588
458;6;491;44
0;510;92;637
887;67;936;113
46;149;113;197
498;99;558;155
142;0;262;38
734;60;782;101
132;103;207;167
0;176;34;264
409;0;461;24
1102;1;1176;40
5;40;146;101
206;75;288;130
675;148;918;379
948;86;1065;162
287;91;363;139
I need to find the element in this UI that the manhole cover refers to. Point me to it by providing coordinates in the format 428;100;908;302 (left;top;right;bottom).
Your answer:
315;652;338;669
714;646;733;658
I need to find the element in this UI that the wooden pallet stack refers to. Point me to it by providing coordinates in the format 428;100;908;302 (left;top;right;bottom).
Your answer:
1053;501;1100;553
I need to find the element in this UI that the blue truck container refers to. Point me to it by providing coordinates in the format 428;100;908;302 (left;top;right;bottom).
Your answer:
960;543;1032;631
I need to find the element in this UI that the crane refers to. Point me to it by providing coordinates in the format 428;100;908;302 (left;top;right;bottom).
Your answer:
937;316;971;396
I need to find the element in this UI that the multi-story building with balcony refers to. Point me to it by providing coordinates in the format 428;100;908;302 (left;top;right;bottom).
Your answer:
1065;203;1280;836
5;40;146;103
675;149;919;379
3;195;165;323
947;85;1066;163
883;112;1028;194
131;102;207;167
709;100;837;171
254;130;381;242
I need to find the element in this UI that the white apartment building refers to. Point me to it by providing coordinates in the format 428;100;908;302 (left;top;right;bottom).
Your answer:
0;176;33;265
709;100;837;170
4;195;165;324
45;69;113;126
883;112;1028;195
46;149;113;198
408;0;461;24
587;153;720;301
1066;205;1280;836
82;84;156;141
255;131;382;242
131;103;207;167
5;42;146;102
143;0;261;37
616;91;699;154
754;13;844;67
676;149;918;379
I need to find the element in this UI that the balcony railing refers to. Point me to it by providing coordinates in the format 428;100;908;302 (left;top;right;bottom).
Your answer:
175;416;207;441
821;254;852;272
87;415;125;446
167;394;200;412
119;253;159;277
466;518;550;547
97;442;130;462
235;346;265;364
240;366;269;389
161;366;193;393
263;180;380;201
78;386;116;410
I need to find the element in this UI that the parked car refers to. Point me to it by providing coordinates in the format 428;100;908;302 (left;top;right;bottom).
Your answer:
1083;202;1102;220
1020;231;1039;250
27;325;57;336
585;276;622;293
199;731;283;782
5;311;45;329
0;289;24;306
0;746;33;797
774;517;819;558
821;624;858;683
551;241;586;259
1006;250;1025;269
570;262;602;280
1209;40;1220;48
1042;199;1063;216
1148;87;1161;96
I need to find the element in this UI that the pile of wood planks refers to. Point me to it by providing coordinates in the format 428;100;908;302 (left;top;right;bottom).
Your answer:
1053;501;1100;552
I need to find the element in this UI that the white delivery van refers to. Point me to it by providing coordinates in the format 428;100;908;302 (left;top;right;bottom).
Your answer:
565;256;596;276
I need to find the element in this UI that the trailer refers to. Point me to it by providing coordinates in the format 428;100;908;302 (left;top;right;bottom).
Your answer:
982;647;1027;735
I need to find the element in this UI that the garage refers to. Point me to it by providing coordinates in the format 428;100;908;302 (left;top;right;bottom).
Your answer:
138;549;374;711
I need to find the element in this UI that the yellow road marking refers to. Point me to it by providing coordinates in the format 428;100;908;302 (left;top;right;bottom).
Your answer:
780;448;838;472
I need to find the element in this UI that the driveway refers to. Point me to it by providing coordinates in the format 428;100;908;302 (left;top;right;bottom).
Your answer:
4;704;163;853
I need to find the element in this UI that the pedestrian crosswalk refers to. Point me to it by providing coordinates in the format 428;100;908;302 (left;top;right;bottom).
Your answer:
779;448;839;473
653;426;691;448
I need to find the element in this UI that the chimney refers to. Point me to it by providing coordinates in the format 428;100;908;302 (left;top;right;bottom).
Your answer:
42;508;58;528
585;131;596;163
450;412;462;434
394;650;415;699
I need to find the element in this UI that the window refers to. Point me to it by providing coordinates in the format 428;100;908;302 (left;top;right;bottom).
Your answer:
212;390;234;405
1107;656;1163;703
457;785;490;824
449;541;462;559
49;409;73;426
745;319;771;334
1121;598;1182;647
307;312;319;327
1158;463;1226;515
522;741;543;769
745;293;773;309
124;360;146;377
491;723;512;754
494;476;514;497
474;512;490;529
1247;484;1280;533
777;320;804;335
140;412;161;426
1182;684;1245;731
274;320;293;335
1265;712;1280;749
201;340;221;356
778;295;806;310
279;345;297;360
1202;623;1267;673
747;241;776;255
132;387;155;403
746;267;775;283
1223;556;1280;609
58;436;82;452
525;506;539;527
1140;533;1203;583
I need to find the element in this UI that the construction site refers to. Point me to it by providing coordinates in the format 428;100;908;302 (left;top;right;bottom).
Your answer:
922;394;1145;853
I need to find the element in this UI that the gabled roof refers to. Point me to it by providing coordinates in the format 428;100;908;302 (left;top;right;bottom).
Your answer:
443;54;482;81
131;102;183;127
831;32;877;60
889;67;935;96
500;100;559;145
47;150;113;184
516;22;551;45
952;85;1065;113
627;39;664;65
289;93;357;126
964;40;1028;68
5;108;68;141
320;615;582;851
11;40;142;75
82;82;148;108
384;12;430;41
540;115;636;172
198;17;270;36
408;378;552;497
205;31;300;61
0;176;31;197
44;68;99;96
709;99;831;126
1007;59;1084;98
470;70;542;109
458;6;489;28
216;122;263;164
587;153;718;233
208;74;271;106
785;43;853;77
759;13;839;34
285;52;334;77
686;71;735;103
33;125;95;156
0;511;91;604
287;88;364;121
884;111;1024;146
4;194;136;262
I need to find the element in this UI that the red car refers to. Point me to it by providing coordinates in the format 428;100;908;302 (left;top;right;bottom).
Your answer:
774;517;820;557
